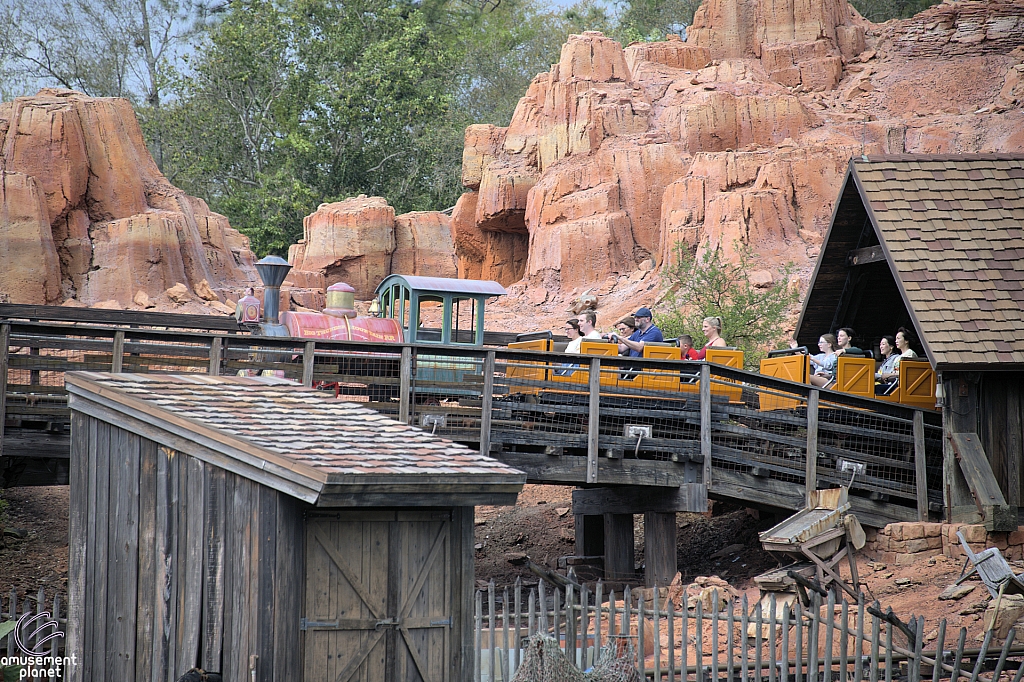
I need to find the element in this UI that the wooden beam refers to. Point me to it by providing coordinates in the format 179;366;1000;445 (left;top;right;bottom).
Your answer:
700;364;711;489
301;341;315;387
949;431;1016;531
603;514;634;581
479;351;495;458
846;245;886;266
490;452;692;488
913;411;928;521
208;337;223;376
943;374;977;521
1006;381;1022;508
574;514;604;557
0;302;243;331
111;330;125;373
644;511;677;587
572;485;706;515
399;346;412;424
806;389;819;504
587;358;600;484
0;322;8;459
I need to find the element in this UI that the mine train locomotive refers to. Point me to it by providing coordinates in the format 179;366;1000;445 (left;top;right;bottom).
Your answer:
247;255;507;346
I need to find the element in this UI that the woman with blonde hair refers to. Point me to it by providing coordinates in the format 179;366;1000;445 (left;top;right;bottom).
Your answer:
694;316;728;360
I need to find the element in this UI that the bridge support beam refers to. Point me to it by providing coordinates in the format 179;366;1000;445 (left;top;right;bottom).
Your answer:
644;511;677;587
603;513;634;582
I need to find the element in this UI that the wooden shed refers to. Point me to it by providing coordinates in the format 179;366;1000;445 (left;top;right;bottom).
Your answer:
797;153;1024;529
65;372;525;682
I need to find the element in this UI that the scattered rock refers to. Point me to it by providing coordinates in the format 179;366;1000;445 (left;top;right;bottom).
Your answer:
194;279;220;302
984;594;1024;638
505;552;528;565
938;584;975;601
960;601;989;616
61;299;86;307
710;543;747;559
205;300;235;315
555;507;570;517
133;290;155;309
93;299;123;310
166;283;192;304
475;542;484;551
749;270;774;288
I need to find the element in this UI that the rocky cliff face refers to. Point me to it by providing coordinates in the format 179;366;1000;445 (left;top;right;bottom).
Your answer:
454;0;1024;327
287;196;457;299
0;89;257;310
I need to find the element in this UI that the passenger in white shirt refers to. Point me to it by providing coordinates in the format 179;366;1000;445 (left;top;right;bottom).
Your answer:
576;310;603;345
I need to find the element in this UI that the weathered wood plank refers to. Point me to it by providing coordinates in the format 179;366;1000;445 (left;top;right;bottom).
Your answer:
208;337;223;377
700;364;712;488
572;485;707;515
399;346;412;424
273;494;303;682
220;473;236;681
111;330;125;373
153;446;175;682
588;357;601;484
257;484;278;682
644;511;677;587
177;456;205;674
950;431;1016;531
604;514;634;581
89;419;110;679
67;411;89;682
0;302;244;331
0;322;9;458
806;389;819;504
202;466;226;673
913;411;928;521
135;438;158;682
479;350;495;457
301;341;315;388
108;427;141;682
1006;381;1022;508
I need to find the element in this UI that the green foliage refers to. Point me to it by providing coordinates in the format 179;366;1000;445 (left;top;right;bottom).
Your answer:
614;0;701;44
848;0;941;23
658;242;799;369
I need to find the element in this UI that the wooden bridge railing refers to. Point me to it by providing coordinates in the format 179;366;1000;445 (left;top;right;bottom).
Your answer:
0;320;943;526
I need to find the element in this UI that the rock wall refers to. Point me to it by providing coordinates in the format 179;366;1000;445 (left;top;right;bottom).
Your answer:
453;0;1024;322
0;89;257;308
288;195;457;299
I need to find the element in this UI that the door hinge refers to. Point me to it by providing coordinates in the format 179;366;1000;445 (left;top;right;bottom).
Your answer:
300;618;339;631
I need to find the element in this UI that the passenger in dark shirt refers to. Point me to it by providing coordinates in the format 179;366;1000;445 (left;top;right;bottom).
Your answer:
834;327;864;357
612;307;663;357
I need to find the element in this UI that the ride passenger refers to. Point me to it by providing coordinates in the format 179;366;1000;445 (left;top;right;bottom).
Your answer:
834;327;864;356
875;335;899;384
612;307;663;356
679;334;700;360
555;319;583;376
576;310;604;342
693;316;728;360
808;334;838;387
878;327;918;394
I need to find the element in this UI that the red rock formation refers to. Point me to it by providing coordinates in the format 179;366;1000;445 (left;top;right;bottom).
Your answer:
454;0;1024;330
288;195;457;299
0;89;257;308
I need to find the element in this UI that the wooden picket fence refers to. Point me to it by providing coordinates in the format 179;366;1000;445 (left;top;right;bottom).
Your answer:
474;579;1024;682
1;588;67;679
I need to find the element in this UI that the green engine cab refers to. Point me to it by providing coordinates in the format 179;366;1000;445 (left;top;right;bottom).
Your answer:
374;275;506;346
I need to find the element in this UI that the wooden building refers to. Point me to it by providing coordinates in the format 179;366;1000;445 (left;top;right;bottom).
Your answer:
798;154;1024;529
65;372;525;682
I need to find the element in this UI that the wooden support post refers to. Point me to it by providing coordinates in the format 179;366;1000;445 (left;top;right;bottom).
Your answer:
479;351;495;456
806;389;819;504
603;513;634;582
0;322;8;459
111;330;125;373
644;511;677;588
913;411;928;521
574;514;605;557
208;337;223;377
301;341;315;388
587;357;600;484
399;346;412;424
700;364;712;489
1006;383;1022;509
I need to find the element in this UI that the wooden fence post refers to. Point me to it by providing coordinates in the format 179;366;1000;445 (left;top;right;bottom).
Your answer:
301;341;315;387
111;330;125;373
399;346;412;424
806;389;819;504
480;351;495;456
587;357;600;484
914;411;929;521
700;364;712;489
0;322;8;459
208;337;223;376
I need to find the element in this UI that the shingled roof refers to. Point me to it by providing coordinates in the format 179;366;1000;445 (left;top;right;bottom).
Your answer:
66;372;525;506
798;154;1024;370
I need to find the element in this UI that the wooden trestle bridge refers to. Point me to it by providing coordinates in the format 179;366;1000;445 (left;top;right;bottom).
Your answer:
0;304;942;535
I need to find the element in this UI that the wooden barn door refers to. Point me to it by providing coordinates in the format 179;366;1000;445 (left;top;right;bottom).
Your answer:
302;511;453;682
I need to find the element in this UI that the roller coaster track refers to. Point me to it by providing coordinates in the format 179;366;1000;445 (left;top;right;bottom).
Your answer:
0;310;943;527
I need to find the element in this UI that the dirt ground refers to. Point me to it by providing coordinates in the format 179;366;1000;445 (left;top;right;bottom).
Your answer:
0;483;1010;641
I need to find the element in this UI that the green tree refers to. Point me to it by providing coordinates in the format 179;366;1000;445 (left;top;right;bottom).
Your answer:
658;242;799;369
614;0;701;44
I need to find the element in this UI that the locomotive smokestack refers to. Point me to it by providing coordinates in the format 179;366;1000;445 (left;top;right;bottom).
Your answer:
254;255;292;325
